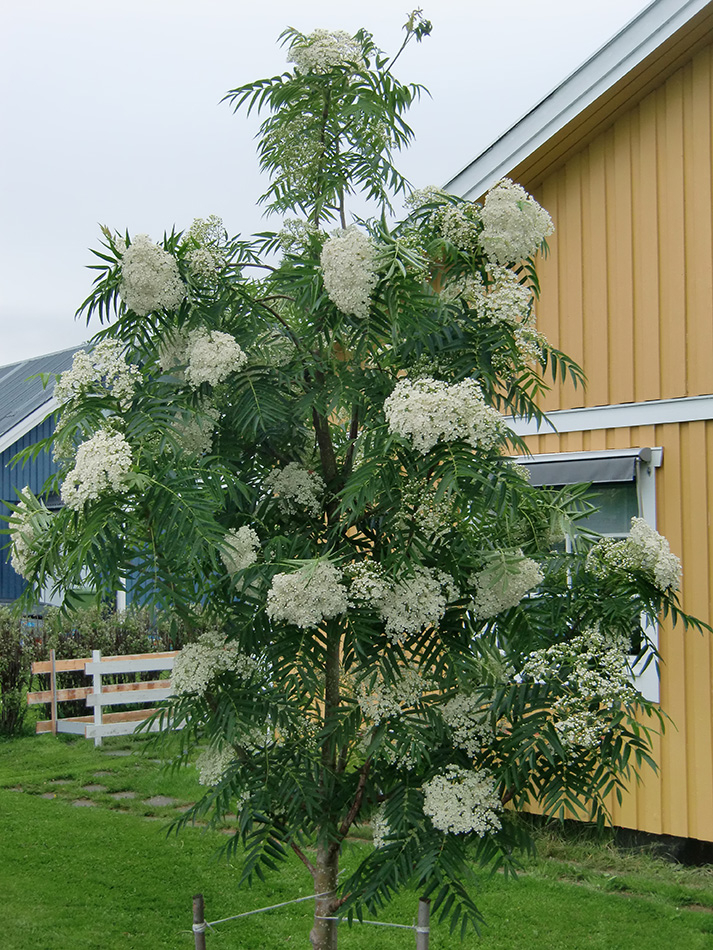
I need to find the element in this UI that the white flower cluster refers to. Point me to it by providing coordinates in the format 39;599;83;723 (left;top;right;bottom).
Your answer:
61;429;133;510
470;552;544;620
405;188;482;254
8;493;47;581
184;215;227;280
399;480;453;542
264;463;325;518
371;805;391;849
554;713;604;751
404;186;446;212
266;561;348;629
519;627;634;713
348;562;458;642
438;203;482;254
184;329;247;388
422;766;502;836
196;744;235;786
356;666;428;725
54;340;139;407
475;268;534;326
120;234;186;315
347;561;390;604
221;527;261;575
442;694;495;758
480;179;554;265
320;227;379;319
157;330;188;376
278;218;322;254
379;567;458;643
172;631;260;698
173;404;221;456
384;376;506;455
263;116;326;192
513;324;547;365
586;518;682;592
288;29;365;73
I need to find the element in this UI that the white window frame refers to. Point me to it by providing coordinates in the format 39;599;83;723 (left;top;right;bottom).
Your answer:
514;447;663;702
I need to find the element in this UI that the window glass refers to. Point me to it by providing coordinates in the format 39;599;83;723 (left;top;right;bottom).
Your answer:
577;482;638;536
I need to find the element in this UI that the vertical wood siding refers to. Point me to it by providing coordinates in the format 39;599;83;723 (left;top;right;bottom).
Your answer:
524;422;713;839
520;40;713;840
533;43;713;412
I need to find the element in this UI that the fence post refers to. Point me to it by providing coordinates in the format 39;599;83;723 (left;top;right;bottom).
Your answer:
91;649;102;747
49;649;58;736
193;894;207;950
415;897;430;950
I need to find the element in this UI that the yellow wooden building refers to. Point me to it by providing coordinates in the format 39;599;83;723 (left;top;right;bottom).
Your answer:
447;0;713;845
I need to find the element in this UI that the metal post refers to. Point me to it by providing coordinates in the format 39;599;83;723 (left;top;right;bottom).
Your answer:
193;894;207;950
416;897;430;950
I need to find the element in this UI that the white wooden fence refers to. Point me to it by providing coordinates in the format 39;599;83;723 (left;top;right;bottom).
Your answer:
27;649;178;746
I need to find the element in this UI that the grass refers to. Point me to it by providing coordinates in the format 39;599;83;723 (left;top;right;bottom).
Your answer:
2;734;713;948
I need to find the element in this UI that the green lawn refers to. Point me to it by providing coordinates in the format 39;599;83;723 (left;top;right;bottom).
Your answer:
2;735;713;949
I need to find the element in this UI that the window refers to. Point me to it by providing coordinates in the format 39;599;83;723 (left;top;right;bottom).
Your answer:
515;448;663;702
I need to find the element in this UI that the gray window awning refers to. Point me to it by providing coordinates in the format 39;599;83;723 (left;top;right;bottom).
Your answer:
518;448;653;487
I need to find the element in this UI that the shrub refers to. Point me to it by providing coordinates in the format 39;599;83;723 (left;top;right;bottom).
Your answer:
0;608;42;736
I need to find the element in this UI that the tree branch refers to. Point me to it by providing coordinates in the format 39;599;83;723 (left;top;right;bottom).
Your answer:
343;405;360;476
312;408;338;486
254;298;303;352
329;759;371;857
291;840;317;878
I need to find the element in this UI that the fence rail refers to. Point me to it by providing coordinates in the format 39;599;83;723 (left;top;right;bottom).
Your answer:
191;893;430;949
27;649;178;746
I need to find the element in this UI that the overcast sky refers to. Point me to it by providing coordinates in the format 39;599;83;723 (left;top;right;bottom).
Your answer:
1;0;652;366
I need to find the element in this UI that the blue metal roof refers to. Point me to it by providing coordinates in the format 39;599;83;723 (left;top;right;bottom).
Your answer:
0;345;85;443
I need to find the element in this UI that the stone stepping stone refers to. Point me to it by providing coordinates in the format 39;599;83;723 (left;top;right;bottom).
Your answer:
49;779;73;785
174;804;195;813
111;791;136;800
93;770;113;777
103;750;132;757
72;799;96;807
6;786;23;792
144;795;177;807
40;792;57;799
82;784;108;793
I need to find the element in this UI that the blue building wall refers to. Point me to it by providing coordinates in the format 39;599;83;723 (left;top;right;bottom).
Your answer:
1;416;57;601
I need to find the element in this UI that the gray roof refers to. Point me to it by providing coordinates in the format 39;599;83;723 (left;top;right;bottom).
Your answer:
0;345;85;444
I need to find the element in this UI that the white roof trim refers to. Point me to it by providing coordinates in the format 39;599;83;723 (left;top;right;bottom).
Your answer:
444;0;711;200
509;394;713;437
0;397;56;455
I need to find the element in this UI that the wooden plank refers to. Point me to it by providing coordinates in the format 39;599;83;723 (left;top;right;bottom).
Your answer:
98;708;160;723
36;717;93;735
27;686;93;705
32;651;179;676
32;657;88;674
98;651;179;664
84;656;177;676
86;687;173;708
56;720;91;737
85;719;166;739
28;680;171;705
35;708;162;732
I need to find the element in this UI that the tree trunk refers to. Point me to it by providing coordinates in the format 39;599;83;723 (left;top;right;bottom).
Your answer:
309;843;339;950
